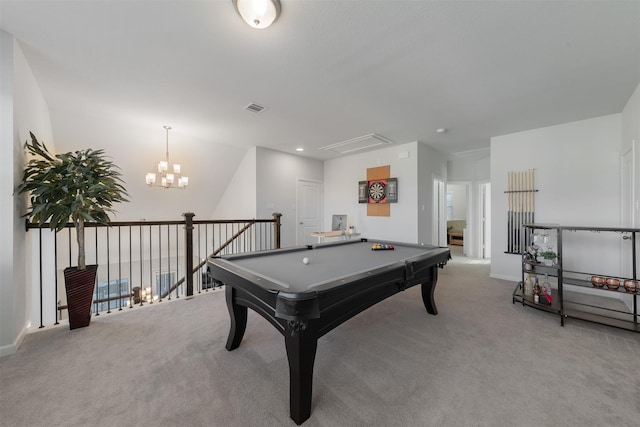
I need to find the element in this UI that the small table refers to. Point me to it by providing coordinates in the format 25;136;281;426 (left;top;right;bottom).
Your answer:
449;231;463;246
208;239;450;425
308;230;360;242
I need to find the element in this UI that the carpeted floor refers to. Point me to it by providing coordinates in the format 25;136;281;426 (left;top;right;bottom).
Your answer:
1;250;639;427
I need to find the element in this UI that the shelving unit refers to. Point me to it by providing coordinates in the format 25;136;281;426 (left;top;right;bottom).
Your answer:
512;224;639;333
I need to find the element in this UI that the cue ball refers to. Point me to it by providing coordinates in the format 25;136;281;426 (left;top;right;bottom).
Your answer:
303;257;310;265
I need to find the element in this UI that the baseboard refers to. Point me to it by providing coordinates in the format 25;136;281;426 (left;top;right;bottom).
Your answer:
490;273;519;282
0;325;26;358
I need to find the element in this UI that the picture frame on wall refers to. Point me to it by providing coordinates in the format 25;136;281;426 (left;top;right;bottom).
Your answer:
386;178;398;203
358;181;368;203
358;178;398;204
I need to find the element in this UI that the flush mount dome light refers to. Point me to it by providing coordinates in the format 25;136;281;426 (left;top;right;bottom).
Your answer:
233;0;281;29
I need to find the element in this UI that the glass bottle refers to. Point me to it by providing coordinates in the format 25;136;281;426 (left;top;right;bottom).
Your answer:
543;274;552;296
524;274;533;296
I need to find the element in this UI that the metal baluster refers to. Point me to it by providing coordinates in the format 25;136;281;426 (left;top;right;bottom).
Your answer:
38;228;44;328
149;225;153;304
54;231;59;325
118;226;122;311
129;226;133;308
176;223;180;299
107;228;111;314
158;224;162;302
167;224;172;300
94;227;100;316
139;225;144;306
200;223;204;293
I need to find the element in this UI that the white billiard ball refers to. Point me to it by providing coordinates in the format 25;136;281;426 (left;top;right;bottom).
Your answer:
303;257;310;265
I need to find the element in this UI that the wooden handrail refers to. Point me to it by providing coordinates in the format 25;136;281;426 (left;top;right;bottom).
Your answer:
27;213;282;327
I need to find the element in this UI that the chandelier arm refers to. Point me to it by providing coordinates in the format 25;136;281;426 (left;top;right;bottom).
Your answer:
165;125;171;165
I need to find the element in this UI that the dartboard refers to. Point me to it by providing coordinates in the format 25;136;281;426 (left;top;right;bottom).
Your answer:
368;181;386;202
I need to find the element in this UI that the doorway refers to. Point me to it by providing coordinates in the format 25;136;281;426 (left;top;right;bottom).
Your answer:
445;181;470;256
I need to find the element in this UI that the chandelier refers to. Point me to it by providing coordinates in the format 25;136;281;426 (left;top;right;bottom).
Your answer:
145;126;189;189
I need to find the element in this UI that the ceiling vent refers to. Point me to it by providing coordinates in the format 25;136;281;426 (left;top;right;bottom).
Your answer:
451;147;490;158
319;133;393;154
243;103;266;114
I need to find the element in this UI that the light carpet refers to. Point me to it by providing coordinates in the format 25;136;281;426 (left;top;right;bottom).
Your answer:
1;251;638;427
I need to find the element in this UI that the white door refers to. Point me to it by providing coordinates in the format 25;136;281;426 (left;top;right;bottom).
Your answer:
432;176;446;246
621;147;635;278
480;182;492;259
296;179;322;245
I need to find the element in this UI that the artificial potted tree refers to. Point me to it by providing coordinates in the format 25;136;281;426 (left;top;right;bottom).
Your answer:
16;132;129;329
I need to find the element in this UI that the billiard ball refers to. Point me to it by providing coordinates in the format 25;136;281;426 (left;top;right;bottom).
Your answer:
303;257;309;265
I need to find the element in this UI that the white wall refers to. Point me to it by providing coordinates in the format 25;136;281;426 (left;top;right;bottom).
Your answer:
212;147;324;249
448;156;490;182
49;111;248;221
417;143;449;245
0;30;18;356
1;34;55;356
256;147;324;248
324;141;430;244
621;83;640;227
490;114;623;282
211;147;257;219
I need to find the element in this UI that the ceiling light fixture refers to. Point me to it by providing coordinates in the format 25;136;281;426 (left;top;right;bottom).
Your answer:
233;0;281;29
296;148;304;152
436;128;447;134
145;126;189;189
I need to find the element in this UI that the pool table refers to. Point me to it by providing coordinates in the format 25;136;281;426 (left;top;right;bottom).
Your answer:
208;239;450;425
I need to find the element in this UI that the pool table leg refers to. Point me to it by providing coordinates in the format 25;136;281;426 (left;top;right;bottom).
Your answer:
420;265;439;315
225;285;248;351
284;321;318;425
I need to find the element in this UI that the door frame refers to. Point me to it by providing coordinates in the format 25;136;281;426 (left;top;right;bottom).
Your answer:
620;146;635;279
445;181;472;255
479;180;492;259
432;175;446;246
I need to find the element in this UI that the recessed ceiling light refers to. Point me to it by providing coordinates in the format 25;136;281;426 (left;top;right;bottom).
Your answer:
436;128;447;134
296;148;304;152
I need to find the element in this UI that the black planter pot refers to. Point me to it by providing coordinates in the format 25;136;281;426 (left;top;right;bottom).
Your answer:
63;264;98;330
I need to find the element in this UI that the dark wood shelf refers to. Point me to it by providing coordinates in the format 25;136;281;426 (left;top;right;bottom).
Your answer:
562;276;638;295
563;308;639;332
513;287;561;315
524;262;560;276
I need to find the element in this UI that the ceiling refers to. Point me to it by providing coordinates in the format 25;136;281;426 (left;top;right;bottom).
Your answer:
1;0;639;161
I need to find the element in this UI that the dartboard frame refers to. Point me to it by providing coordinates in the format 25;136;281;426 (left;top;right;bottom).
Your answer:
358;178;398;204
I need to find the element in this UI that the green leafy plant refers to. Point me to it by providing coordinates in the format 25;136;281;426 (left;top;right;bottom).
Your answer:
16;132;129;270
540;251;557;260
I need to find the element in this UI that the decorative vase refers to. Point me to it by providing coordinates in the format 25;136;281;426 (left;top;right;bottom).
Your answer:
63;264;98;330
524;274;533;296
